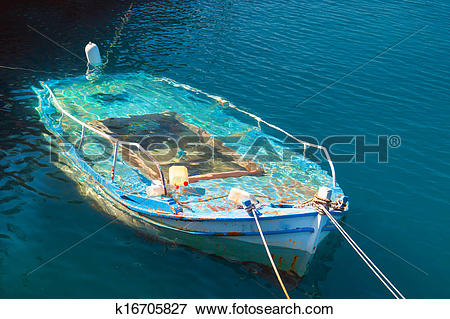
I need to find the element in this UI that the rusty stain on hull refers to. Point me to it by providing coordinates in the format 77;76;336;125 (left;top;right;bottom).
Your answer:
290;255;299;272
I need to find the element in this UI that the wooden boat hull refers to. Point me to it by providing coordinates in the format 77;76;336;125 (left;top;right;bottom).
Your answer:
85;171;343;276
105;199;339;277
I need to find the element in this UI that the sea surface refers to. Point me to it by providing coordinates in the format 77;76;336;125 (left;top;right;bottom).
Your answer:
0;0;449;298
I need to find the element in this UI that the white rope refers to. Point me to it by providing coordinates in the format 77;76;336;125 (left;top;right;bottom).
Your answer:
0;65;55;74
247;205;290;299
317;204;405;299
27;25;86;62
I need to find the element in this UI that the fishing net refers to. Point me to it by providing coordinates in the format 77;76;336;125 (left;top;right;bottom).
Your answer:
89;111;264;182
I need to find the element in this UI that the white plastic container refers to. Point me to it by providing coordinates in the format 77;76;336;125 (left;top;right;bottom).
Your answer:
146;180;165;197
85;42;102;66
227;188;257;206
169;166;189;187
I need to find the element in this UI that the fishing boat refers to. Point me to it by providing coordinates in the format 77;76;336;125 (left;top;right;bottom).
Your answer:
33;72;348;281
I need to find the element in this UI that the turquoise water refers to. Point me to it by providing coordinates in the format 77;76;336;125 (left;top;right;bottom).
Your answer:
1;0;449;298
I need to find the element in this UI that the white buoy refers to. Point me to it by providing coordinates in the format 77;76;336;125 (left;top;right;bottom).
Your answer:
85;42;102;66
227;188;257;206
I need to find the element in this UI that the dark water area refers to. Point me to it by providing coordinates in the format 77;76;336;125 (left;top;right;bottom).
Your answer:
0;0;449;298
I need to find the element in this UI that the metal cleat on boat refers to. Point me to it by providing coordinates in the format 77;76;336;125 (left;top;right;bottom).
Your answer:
242;200;261;217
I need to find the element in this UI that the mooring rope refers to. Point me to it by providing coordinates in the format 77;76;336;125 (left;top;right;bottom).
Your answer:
243;201;290;299
298;196;405;299
27;25;86;62
0;65;55;74
0;65;79;79
253;212;290;299
101;1;134;69
322;207;405;299
26;2;134;77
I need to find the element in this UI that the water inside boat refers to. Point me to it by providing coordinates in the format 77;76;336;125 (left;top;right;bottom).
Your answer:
35;72;342;216
89;111;265;181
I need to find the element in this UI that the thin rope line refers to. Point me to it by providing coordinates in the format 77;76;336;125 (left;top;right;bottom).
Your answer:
27;218;117;276
332;215;401;298
0;65;54;74
252;209;290;299
340;220;429;276
324;207;404;298
295;25;428;107
27;24;86;62
318;205;405;299
102;1;134;68
0;64;78;78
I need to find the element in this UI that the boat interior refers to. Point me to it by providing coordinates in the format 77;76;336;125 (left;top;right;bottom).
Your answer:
35;74;342;217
